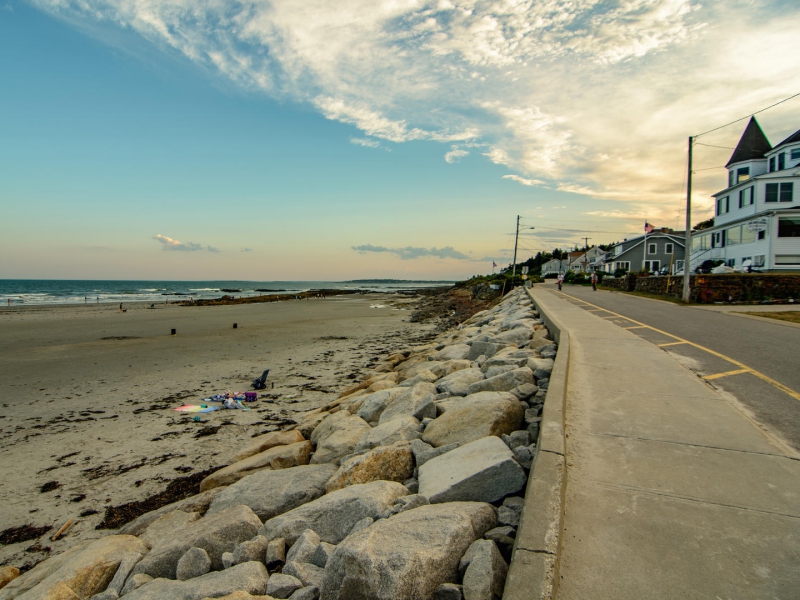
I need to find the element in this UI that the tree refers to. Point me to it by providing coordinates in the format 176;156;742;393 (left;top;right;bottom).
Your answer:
693;218;714;231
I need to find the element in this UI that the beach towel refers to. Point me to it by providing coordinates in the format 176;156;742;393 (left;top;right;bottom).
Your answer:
174;404;219;413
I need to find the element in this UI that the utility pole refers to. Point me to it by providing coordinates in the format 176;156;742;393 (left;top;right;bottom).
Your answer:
683;137;693;303
512;215;520;278
582;237;592;273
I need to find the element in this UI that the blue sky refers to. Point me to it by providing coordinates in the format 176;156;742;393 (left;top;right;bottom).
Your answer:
2;0;800;280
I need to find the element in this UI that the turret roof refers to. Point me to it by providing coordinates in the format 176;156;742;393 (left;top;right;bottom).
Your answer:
725;116;772;167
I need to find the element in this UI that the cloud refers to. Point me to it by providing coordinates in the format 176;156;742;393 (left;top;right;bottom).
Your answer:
29;0;800;208
351;138;381;148
153;234;218;253
3;4;13;12
352;244;474;260
444;148;469;163
241;247;253;252
503;174;544;187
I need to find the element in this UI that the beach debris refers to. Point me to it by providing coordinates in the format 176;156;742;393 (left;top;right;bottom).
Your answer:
50;519;74;541
39;481;61;493
252;369;270;390
0;524;52;545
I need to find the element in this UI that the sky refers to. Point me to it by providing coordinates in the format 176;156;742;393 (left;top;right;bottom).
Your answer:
2;0;800;280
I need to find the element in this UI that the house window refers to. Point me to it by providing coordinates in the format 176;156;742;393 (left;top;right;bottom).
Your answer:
769;157;776;172
716;196;729;215
737;167;750;183
711;231;725;248
675;260;685;272
758;230;766;240
792;148;800;160
778;153;785;170
615;261;630;272
778;217;800;237
741;227;756;244
648;243;657;255
775;255;800;265
780;182;793;202
665;243;674;254
765;183;792;202
727;226;741;245
749;185;755;205
644;260;660;272
725;258;736;267
729;171;734;187
738;186;754;208
753;255;765;267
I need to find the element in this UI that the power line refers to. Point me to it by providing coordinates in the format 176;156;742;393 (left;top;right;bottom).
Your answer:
693;91;800;138
695;142;735;150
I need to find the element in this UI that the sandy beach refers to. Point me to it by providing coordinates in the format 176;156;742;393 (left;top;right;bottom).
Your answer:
0;293;437;571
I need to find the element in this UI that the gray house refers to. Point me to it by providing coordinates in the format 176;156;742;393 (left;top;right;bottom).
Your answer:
607;229;686;274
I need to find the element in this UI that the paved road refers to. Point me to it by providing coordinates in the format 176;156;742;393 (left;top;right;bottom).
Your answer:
543;283;800;452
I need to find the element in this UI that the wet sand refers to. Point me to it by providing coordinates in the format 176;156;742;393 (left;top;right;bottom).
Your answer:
0;293;435;570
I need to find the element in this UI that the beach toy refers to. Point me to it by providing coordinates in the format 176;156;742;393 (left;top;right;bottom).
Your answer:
245;392;257;402
200;404;207;408
193;416;201;422
175;404;219;413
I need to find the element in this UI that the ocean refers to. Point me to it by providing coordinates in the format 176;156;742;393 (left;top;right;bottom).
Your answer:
0;280;455;306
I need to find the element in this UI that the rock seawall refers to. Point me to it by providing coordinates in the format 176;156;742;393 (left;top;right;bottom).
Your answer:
0;288;557;600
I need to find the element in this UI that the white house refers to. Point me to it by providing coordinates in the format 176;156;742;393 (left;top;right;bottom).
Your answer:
568;247;607;273
540;258;570;276
690;117;800;271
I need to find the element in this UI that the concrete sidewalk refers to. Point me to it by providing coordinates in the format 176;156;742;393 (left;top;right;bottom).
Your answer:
530;287;800;600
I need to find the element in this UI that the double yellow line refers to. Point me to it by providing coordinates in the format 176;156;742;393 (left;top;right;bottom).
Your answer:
554;290;800;403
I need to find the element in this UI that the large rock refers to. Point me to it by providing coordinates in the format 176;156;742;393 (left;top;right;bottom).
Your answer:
201;441;313;491
355;416;423;453
267;573;303;599
489;327;532;346
309;411;349;444
0;569;18;593
378;383;437;425
461;540;507;600
118;488;226;536
326;442;414;492
139;509;202;549
286;530;320;564
122;562;269;600
310;415;371;465
418;436;527;504
132;505;262;579
526;357;554;373
432;344;471;361
466;342;508;361
176;547;212;581
258;481;408;545
433;359;473;377
0;536;148;600
232;430;306;463
435;369;485;397
282;562;325;590
465;368;534;395
232;536;271;566
422;392;523;448
320;502;496;600
398;370;439;387
207;464;337;522
356;388;405;424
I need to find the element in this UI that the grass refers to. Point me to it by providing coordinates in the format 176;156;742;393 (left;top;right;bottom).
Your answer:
742;311;800;324
594;286;690;305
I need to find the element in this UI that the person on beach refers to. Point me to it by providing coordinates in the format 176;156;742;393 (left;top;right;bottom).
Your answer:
119;302;124;313
591;272;598;291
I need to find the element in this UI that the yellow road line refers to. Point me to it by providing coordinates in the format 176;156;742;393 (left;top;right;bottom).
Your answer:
704;368;751;381
558;291;800;403
658;341;688;347
623;325;648;330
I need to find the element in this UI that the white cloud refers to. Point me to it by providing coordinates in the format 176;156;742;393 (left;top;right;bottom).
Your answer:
153;234;218;252
502;174;543;187
444;147;468;163
29;0;800;208
351;138;382;148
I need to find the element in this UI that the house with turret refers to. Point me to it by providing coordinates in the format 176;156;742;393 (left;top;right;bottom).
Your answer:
689;117;800;271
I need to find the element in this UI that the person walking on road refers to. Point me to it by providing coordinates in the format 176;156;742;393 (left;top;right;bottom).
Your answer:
557;272;564;291
591;272;598;291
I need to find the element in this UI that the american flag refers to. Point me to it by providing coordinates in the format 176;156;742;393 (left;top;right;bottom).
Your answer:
644;222;654;234
492;261;498;268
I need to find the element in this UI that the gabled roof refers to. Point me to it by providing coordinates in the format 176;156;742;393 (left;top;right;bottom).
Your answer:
772;127;800;152
725;117;772;168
